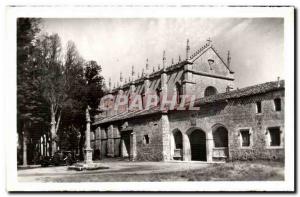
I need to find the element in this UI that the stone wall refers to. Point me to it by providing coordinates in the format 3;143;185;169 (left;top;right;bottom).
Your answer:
168;89;284;161
131;116;164;161
93;88;284;162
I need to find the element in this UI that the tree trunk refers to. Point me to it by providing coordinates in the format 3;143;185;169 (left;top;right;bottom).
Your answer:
50;104;57;156
22;124;28;166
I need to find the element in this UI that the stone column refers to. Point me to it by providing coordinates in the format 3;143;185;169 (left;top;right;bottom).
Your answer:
84;106;93;164
96;127;101;159
182;133;191;161
161;114;170;161
206;131;214;162
130;132;137;161
22;131;28;166
107;125;114;157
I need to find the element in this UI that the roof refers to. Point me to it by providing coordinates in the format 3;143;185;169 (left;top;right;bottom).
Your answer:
194;80;285;105
93;80;285;126
110;40;232;93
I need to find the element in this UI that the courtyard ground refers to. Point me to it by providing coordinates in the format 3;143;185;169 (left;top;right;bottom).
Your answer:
18;159;284;182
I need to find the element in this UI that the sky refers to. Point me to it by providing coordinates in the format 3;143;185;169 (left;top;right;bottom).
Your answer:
42;18;284;88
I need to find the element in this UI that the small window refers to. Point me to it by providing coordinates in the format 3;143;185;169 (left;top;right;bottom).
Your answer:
204;86;218;97
143;135;149;144
240;129;250;147
208;59;214;70
269;127;281;146
274;98;281;111
256;101;262;113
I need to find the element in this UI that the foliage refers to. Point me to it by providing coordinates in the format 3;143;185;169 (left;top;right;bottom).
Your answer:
17;18;106;159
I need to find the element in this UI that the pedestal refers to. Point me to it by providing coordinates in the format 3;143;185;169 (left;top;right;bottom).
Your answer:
84;148;93;164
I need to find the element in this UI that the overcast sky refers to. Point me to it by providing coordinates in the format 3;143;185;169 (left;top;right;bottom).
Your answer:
42;18;283;88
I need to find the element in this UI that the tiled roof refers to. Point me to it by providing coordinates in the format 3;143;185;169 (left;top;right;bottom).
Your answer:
194;80;285;105
93;80;284;125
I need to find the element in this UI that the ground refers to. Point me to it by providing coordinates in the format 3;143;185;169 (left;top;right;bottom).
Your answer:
18;159;284;182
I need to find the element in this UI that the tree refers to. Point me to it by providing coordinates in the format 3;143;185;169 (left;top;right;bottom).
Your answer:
36;33;66;155
17;18;47;165
57;41;86;153
84;60;105;116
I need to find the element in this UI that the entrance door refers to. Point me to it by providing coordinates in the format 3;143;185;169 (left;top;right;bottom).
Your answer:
190;130;207;161
121;131;131;158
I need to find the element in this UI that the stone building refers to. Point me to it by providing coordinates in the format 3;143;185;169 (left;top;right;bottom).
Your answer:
91;39;284;162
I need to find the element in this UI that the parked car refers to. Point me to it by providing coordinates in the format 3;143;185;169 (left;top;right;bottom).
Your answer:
40;151;78;167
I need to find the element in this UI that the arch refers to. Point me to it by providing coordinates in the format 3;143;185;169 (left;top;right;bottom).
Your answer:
188;129;207;161
212;124;229;160
171;129;183;160
204;86;218;97
175;82;183;104
173;129;183;149
212;124;228;147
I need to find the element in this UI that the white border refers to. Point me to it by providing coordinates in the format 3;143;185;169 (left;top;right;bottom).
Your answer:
4;6;294;192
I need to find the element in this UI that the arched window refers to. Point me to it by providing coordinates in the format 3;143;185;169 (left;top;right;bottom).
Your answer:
204;86;217;97
175;82;183;104
213;126;228;147
174;131;183;149
156;88;161;106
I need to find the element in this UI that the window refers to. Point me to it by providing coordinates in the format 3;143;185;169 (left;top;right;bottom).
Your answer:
156;88;161;106
213;127;228;147
204;86;217;97
274;98;281;111
174;131;183;149
256;101;262;113
269;127;281;146
208;59;214;70
240;129;250;147
143;135;149;144
175;82;183;104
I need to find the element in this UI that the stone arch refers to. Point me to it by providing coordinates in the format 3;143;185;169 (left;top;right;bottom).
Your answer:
186;127;207;161
212;124;229;161
204;86;218;97
212;124;228;147
170;129;183;160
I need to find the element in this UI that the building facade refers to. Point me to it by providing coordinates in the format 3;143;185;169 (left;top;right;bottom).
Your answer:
91;39;284;162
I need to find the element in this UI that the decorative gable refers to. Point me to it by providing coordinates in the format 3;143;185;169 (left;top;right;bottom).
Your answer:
190;45;233;77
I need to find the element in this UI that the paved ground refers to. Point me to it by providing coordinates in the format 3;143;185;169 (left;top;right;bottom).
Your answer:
18;159;284;182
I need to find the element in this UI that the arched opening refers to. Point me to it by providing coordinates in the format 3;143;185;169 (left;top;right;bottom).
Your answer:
175;82;183;104
204;86;217;97
189;129;207;161
171;129;183;160
174;131;183;149
213;126;228;147
212;125;229;161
